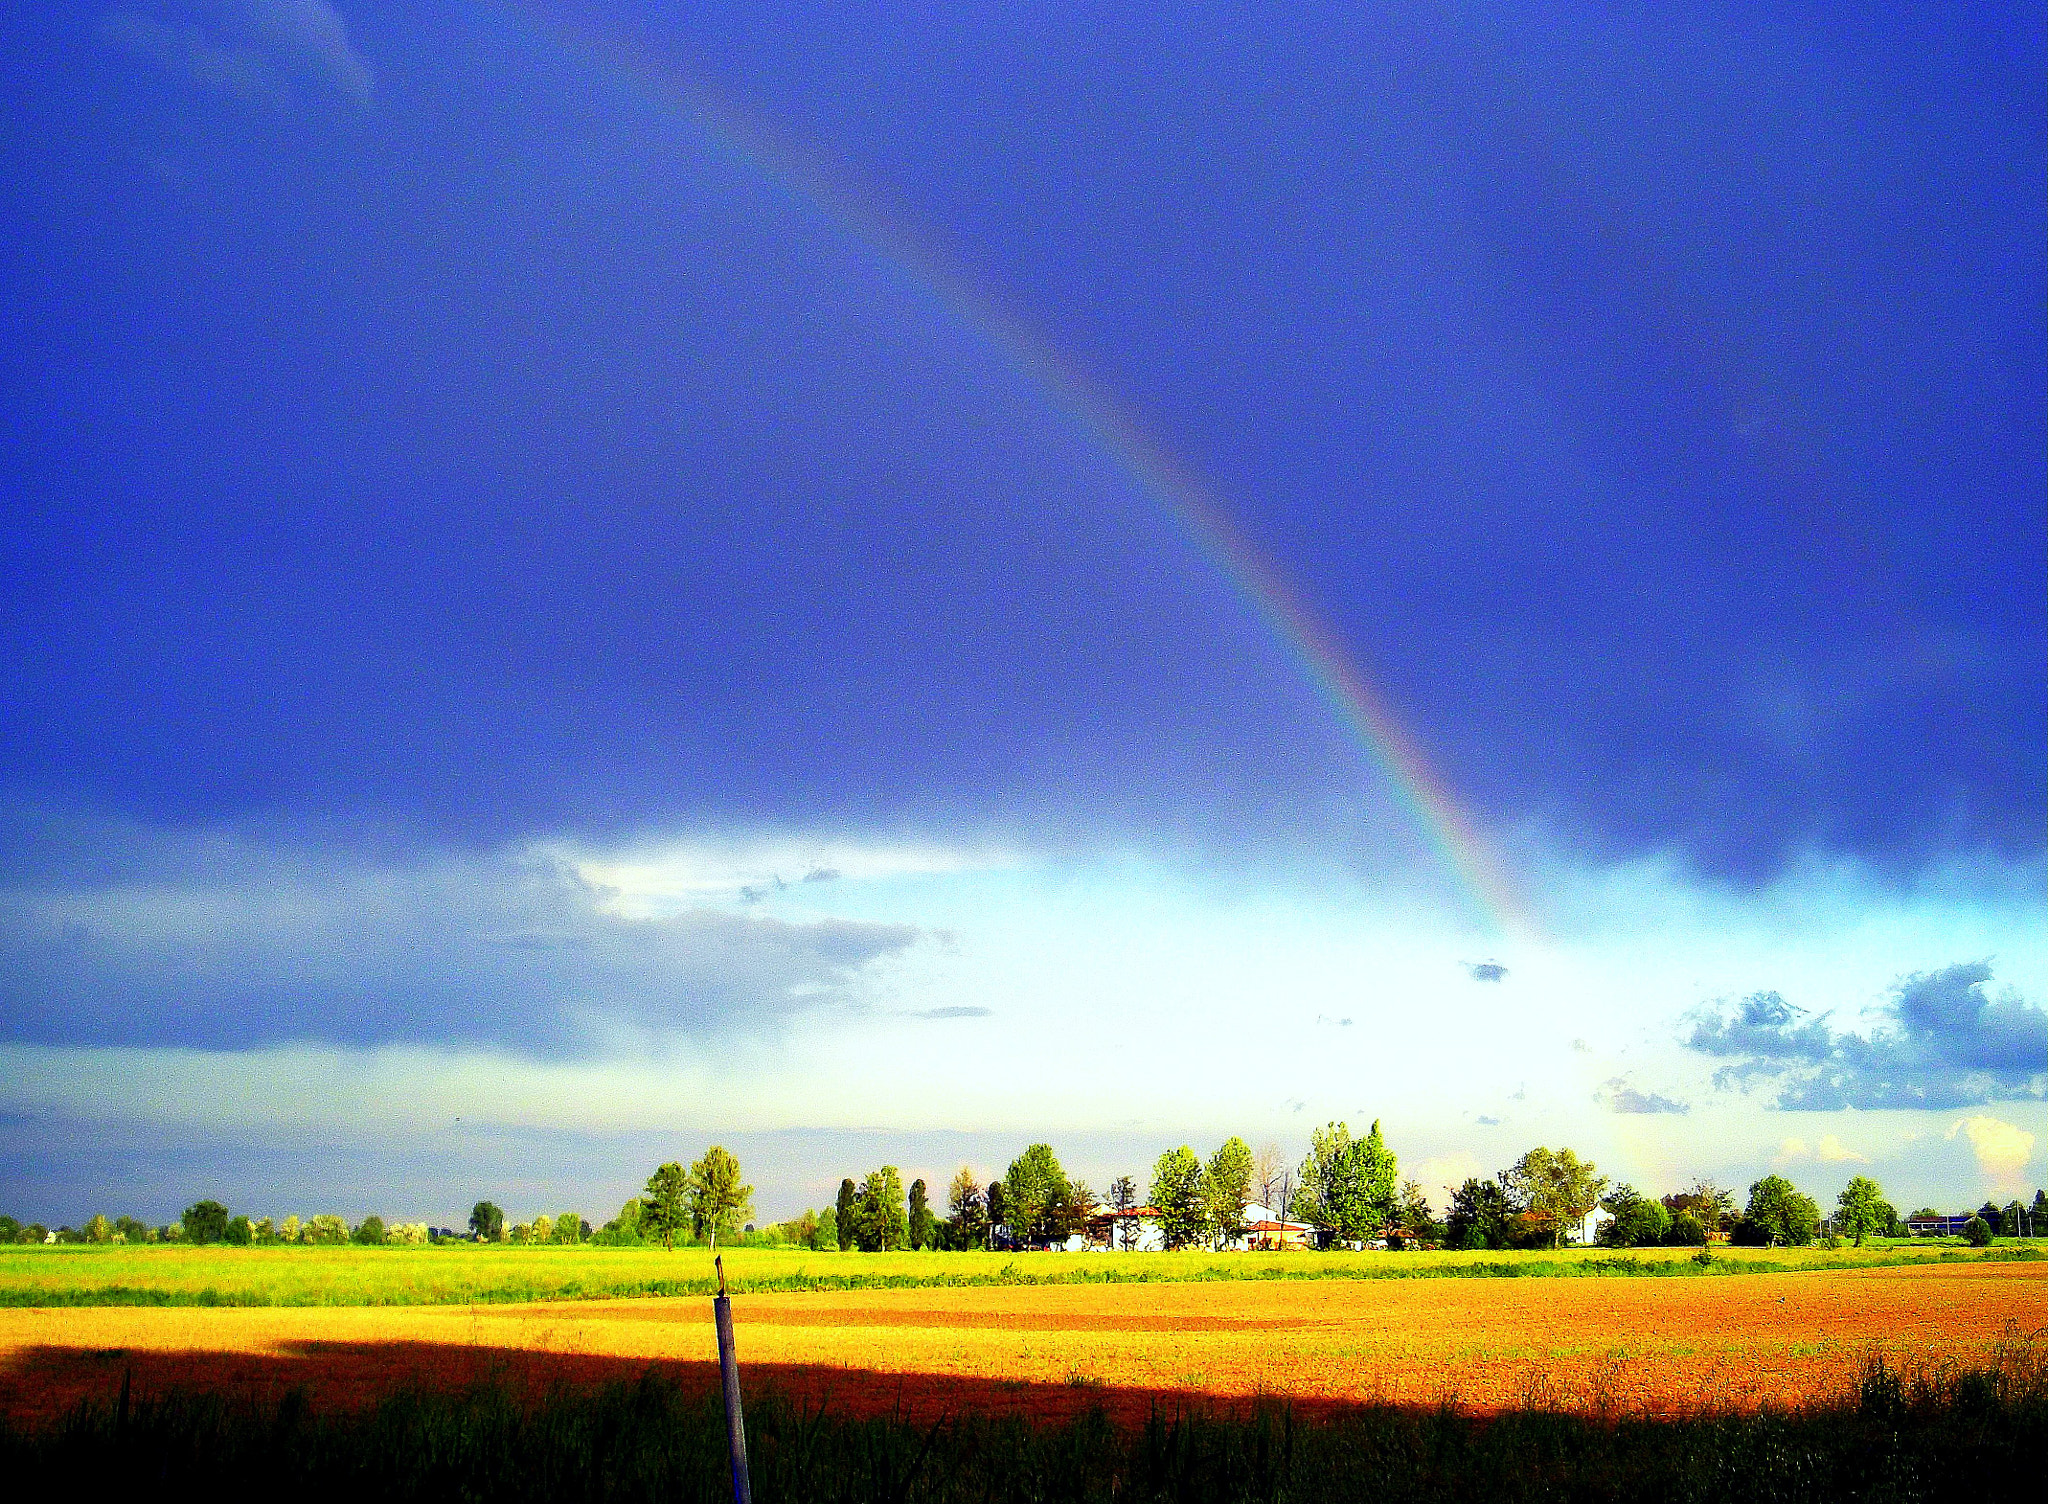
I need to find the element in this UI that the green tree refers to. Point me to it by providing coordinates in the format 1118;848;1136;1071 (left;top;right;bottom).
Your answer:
814;1207;838;1251
1662;1178;1736;1239
1291;1122;1357;1238
1206;1137;1255;1248
183;1200;231;1245
0;1217;18;1243
907;1178;936;1250
835;1179;858;1251
1002;1144;1069;1247
83;1213;112;1244
1396;1180;1442;1246
222;1214;254;1246
1740;1175;1821;1247
1351;1121;1401;1242
114;1215;151;1244
2032;1190;2047;1235
352;1215;387;1246
946;1165;987;1251
642;1162;690;1250
1149;1146;1211;1250
1664;1211;1708;1246
1289;1120;1402;1244
555;1211;584;1244
985;1181;1006;1244
1444;1177;1513;1250
305;1214;349;1245
1835;1177;1890;1247
1963;1215;1992;1247
684;1146;755;1245
1597;1184;1671;1248
469;1201;505;1242
1504;1148;1607;1249
854;1166;908;1251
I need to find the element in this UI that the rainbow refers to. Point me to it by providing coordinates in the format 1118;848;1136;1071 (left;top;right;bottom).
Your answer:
508;5;1530;938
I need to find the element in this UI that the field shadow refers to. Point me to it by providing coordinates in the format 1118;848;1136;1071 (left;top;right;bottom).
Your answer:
0;1338;1393;1431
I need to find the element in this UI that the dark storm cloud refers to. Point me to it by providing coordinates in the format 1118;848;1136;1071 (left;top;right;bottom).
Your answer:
1685;963;2047;1110
1466;961;1509;983
0;815;921;1054
1594;1077;1689;1115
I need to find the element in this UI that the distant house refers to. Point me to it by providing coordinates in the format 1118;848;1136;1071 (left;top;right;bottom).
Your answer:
1076;1202;1315;1252
1082;1207;1165;1251
1242;1211;1315;1251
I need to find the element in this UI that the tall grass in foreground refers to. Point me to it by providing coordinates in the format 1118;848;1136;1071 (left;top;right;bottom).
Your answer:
6;1338;2038;1500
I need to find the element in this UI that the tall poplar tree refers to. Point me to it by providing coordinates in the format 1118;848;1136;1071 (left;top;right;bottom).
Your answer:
834;1178;858;1252
642;1162;689;1251
946;1165;987;1250
1206;1137;1255;1247
1149;1146;1211;1250
907;1178;935;1249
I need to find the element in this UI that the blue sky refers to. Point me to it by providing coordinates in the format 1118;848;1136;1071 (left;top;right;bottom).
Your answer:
1;0;2041;1225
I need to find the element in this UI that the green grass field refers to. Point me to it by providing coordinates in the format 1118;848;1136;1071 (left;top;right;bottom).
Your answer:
0;1239;2032;1308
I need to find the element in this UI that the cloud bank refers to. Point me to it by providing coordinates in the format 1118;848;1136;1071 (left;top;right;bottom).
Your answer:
0;816;920;1053
1685;962;2047;1111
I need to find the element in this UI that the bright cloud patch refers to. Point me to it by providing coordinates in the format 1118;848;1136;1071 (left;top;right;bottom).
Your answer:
1684;962;2047;1110
1946;1115;2037;1185
1775;1134;1866;1165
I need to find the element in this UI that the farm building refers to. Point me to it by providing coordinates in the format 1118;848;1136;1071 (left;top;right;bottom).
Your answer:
1905;1212;1978;1237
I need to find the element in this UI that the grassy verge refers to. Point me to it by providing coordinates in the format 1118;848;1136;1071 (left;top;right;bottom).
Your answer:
1;1241;2036;1309
4;1340;2039;1500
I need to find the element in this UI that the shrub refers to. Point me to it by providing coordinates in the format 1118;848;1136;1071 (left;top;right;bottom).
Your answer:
1964;1216;1992;1247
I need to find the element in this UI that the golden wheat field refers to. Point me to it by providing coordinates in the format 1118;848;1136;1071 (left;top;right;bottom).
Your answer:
4;1260;2041;1426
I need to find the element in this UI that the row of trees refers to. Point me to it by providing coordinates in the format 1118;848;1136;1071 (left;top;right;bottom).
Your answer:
0;1204;439;1247
10;1155;2043;1251
773;1127;1421;1254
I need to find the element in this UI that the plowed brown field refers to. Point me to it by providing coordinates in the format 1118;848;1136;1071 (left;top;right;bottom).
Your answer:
4;1263;2040;1426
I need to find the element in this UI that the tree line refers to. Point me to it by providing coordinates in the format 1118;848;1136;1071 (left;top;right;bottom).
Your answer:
7;1142;2044;1251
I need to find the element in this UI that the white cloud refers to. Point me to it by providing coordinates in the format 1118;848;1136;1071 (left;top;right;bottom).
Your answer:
1945;1115;2037;1187
553;837;1023;919
1774;1133;1867;1166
